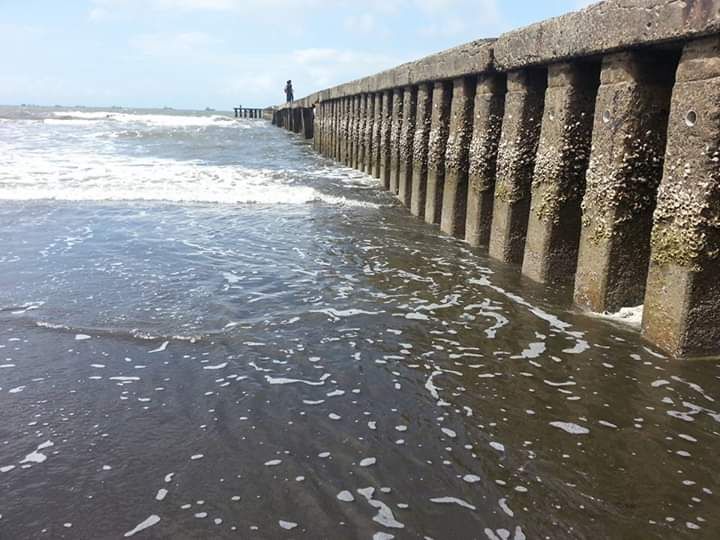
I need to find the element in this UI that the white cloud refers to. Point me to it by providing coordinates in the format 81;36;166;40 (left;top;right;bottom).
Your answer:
129;32;219;59
343;13;382;35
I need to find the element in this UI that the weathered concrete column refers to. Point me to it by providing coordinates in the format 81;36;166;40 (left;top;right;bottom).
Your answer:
294;108;304;134
488;69;547;264
301;107;314;139
424;81;452;225
574;51;675;312
465;74;506;247
371;93;383;179
362;94;375;174
349;95;360;168
398;86;417;207
357;94;367;171
340;98;350;164
389;88;404;195
410;83;432;218
379;91;393;190
642;37;720;357
344;97;354;165
313;104;322;152
333;100;341;159
521;62;599;284
441;77;476;237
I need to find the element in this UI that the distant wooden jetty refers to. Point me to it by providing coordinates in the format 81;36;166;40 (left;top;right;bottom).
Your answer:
234;107;264;119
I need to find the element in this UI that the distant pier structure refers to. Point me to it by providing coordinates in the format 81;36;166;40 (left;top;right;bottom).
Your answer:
234;107;265;119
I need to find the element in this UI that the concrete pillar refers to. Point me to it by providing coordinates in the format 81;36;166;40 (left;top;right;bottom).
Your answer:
425;81;452;225
410;83;432;218
302;107;314;139
465;74;506;247
334;100;342;159
642;37;720;357
574;51;675;312
389;88;404;194
488;69;547;264
344;97;353;165
322;103;329;155
339;98;349;164
363;94;375;174
313;104;322;152
521;62;599;284
398;86;417;207
379;91;393;190
330;100;339;159
371;93;383;179
441;77;476;237
294;108;303;134
349;95;359;167
357;94;367;171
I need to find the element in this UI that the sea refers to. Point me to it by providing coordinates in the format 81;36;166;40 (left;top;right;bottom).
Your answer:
0;106;718;539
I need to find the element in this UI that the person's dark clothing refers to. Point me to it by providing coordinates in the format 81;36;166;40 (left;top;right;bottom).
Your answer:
285;83;294;103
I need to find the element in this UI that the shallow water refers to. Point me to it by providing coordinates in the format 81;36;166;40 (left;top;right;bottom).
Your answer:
1;106;719;539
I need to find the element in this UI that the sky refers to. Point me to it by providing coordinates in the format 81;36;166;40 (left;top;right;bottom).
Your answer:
2;0;594;110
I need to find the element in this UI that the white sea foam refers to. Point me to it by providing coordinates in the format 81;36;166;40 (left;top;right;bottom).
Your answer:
124;515;160;537
592;305;644;327
52;110;240;128
0;147;378;208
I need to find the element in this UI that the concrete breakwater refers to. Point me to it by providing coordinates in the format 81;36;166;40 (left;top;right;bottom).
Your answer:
273;0;720;359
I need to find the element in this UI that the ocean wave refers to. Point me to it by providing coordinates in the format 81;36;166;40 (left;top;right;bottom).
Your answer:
51;110;241;128
33;320;205;343
0;151;379;208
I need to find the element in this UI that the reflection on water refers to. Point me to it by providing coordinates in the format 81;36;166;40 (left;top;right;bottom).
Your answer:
0;108;718;539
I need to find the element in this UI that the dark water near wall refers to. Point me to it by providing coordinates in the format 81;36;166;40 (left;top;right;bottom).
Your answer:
1;106;719;539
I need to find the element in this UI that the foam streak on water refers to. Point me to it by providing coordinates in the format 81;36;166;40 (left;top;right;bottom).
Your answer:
0;106;719;539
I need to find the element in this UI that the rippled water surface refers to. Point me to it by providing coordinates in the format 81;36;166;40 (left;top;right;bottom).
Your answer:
1;106;719;539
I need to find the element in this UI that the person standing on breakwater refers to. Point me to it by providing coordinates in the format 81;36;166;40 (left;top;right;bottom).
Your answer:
285;80;294;102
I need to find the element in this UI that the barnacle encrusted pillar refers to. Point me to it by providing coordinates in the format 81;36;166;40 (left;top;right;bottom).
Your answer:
371;93;383;178
349;95;359;167
411;83;433;218
465;73;506;248
441;76;476;237
340;97;350;165
334;99;342;161
351;96;360;168
643;37;720;358
311;106;319;148
389;88;404;195
313;104;322;152
574;51;675;313
425;81;452;225
336;99;344;161
301;107;314;139
488;69;547;264
379;91;393;189
353;94;363;169
398;86;417;207
293;107;303;134
362;94;374;174
521;62;599;284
